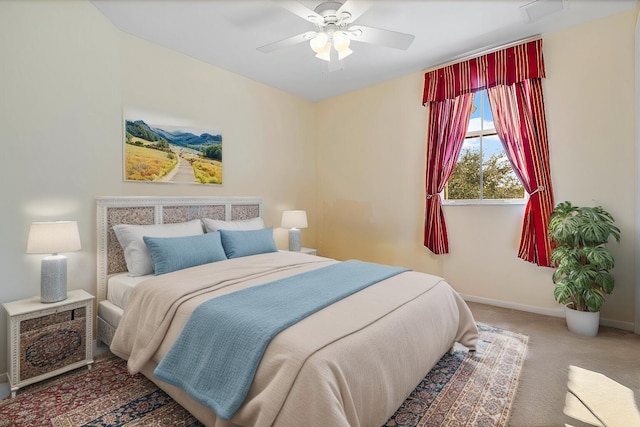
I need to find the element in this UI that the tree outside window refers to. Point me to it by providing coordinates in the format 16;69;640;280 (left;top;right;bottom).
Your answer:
444;90;524;201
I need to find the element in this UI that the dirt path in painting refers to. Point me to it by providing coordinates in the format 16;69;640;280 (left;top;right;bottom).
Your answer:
161;155;196;183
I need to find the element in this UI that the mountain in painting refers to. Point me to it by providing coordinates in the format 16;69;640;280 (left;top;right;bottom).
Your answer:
126;120;166;143
125;120;221;149
153;127;221;148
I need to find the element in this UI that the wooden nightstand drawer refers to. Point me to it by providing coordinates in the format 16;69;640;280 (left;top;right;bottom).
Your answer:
3;290;94;397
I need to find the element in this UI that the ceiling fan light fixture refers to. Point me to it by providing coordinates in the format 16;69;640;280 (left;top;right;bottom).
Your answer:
310;32;329;53
337;47;353;60
332;30;351;52
260;1;416;69
315;49;331;61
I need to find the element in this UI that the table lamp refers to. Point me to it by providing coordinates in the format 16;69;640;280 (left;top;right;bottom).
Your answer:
281;210;307;252
26;221;81;303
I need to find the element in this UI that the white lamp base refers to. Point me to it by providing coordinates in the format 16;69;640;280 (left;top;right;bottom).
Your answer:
41;255;68;303
288;228;301;251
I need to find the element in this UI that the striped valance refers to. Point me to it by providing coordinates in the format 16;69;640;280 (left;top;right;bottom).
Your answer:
422;39;545;104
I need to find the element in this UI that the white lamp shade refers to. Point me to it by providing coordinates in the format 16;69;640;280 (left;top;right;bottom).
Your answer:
315;49;331;61
310;32;329;53
281;210;308;229
27;221;81;254
338;47;353;60
332;31;351;51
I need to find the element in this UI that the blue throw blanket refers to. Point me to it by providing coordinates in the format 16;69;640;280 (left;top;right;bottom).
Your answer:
154;260;408;420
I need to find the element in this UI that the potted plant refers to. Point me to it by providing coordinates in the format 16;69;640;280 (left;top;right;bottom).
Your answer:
548;201;620;336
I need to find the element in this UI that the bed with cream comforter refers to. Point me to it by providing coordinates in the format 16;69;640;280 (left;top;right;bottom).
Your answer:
110;251;478;427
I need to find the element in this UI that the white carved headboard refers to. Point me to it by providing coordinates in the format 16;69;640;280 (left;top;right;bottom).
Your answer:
96;196;263;303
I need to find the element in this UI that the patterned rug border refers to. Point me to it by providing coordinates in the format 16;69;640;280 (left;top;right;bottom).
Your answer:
0;352;202;427
384;322;528;427
1;323;528;427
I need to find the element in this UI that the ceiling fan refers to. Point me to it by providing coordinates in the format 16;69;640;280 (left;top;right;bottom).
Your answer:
257;0;415;66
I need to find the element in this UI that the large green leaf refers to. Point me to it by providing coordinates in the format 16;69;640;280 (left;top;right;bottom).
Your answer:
582;246;615;270
583;288;606;312
596;272;615;294
578;216;614;246
553;281;574;305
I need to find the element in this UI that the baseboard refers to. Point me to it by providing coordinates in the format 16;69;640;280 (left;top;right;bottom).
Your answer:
461;294;565;318
599;318;635;332
461;294;635;332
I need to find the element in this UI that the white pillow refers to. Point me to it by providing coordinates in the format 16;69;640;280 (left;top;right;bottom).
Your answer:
113;219;204;276
201;217;264;233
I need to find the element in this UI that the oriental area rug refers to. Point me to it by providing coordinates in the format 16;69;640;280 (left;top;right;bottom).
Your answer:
0;324;527;427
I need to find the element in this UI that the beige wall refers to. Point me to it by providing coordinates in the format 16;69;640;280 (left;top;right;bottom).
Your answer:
317;9;637;327
0;1;316;374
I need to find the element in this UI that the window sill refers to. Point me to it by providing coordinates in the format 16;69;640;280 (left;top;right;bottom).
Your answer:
443;199;527;206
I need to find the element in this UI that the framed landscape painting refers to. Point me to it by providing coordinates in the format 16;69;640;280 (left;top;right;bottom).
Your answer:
123;108;222;185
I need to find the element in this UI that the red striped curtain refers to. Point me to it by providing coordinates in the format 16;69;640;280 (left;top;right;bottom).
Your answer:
422;39;555;266
424;94;475;254
422;40;545;104
487;80;554;266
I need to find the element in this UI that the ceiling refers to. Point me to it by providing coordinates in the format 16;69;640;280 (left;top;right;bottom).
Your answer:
90;0;637;102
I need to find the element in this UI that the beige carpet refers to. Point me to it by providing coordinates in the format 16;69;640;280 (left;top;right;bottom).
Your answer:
468;302;640;427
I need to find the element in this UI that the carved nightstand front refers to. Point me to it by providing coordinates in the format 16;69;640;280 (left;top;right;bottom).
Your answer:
3;289;94;397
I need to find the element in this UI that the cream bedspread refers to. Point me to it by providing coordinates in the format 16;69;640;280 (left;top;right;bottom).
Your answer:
110;251;478;427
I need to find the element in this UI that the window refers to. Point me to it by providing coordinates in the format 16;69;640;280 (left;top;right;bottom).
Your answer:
443;90;525;204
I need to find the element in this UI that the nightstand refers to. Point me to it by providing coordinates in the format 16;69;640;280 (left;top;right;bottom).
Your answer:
3;289;94;397
300;247;317;255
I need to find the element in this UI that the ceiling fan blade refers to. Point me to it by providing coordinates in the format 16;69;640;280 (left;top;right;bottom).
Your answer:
348;25;415;50
336;0;371;24
257;31;317;53
278;1;324;24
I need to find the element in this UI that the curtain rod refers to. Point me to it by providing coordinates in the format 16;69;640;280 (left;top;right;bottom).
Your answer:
422;34;542;74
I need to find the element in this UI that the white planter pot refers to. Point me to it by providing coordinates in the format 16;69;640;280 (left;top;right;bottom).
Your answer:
564;305;600;337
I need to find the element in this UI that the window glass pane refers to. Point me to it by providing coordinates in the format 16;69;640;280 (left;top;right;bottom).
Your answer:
467;93;482;133
482;135;524;199
481;91;494;130
446;138;481;200
482;134;502;163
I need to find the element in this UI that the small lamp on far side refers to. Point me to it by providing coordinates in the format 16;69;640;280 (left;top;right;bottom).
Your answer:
27;221;81;303
281;210;308;252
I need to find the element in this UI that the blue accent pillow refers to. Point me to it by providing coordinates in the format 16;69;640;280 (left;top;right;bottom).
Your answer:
219;228;278;259
143;232;227;275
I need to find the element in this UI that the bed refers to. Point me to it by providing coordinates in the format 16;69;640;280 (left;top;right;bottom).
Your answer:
96;196;478;427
